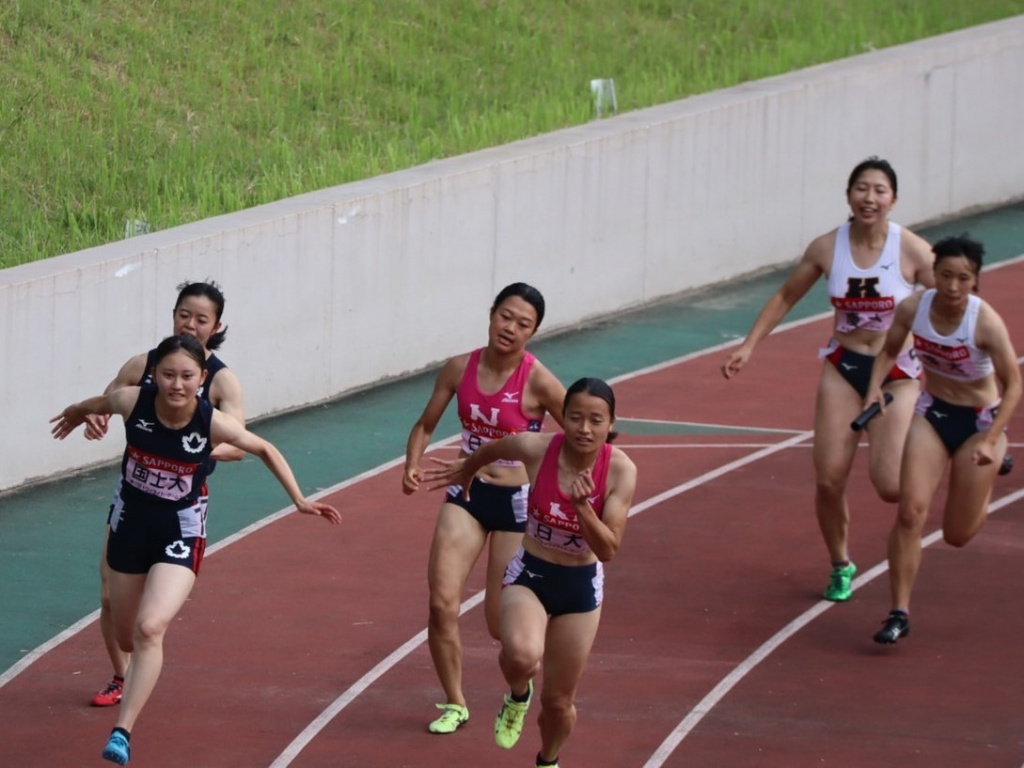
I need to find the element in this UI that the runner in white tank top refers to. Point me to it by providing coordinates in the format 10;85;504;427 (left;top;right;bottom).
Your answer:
722;158;934;602
863;235;1021;644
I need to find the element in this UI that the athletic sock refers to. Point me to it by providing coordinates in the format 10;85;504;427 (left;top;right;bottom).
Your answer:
536;753;559;767
510;687;531;703
831;560;850;569
112;727;130;741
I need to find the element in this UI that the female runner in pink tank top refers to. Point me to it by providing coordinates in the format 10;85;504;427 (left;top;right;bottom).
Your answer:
402;283;566;735
425;377;637;768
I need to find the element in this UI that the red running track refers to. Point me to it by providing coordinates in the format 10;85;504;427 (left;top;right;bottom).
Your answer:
3;263;1024;767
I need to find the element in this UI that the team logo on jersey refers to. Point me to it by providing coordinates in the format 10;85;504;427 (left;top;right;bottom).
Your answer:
468;404;500;426
501;391;520;404
182;432;208;454
134;419;154;432
165;540;191;559
547;502;572;521
845;277;882;298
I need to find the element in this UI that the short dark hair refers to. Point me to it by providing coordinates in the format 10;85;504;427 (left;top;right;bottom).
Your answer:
933;234;984;290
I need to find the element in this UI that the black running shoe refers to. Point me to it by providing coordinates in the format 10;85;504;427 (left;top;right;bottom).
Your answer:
999;454;1014;476
873;611;910;644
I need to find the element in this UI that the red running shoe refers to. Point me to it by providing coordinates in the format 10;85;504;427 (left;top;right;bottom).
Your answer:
90;677;124;707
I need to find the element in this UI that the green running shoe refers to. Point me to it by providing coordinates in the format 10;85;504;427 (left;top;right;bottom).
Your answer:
494;680;533;749
428;703;469;734
823;561;857;601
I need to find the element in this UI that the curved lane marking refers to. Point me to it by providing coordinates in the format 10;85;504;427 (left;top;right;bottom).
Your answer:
641;486;1024;768
269;429;814;765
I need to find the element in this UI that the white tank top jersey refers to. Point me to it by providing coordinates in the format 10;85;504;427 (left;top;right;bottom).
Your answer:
827;221;914;334
911;290;994;381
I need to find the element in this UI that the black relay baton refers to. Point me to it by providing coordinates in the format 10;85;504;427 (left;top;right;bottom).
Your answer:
851;392;893;432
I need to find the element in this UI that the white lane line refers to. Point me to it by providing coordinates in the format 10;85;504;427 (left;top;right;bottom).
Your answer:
268;592;484;768
617;418;807;435
641;485;1024;768
623;443;782;449
0;436;460;692
268;429;813;765
0;610;102;690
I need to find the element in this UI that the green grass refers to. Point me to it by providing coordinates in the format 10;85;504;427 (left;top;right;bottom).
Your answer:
1;0;1022;265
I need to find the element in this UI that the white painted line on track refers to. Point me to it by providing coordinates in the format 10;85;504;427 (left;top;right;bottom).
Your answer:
268;428;814;765
623;443;783;449
0;435;461;692
641;486;1024;768
268;592;485;768
618;417;807;435
0;610;101;690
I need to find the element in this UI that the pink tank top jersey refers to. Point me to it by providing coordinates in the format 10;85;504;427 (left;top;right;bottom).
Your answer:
827;221;913;334
911;290;994;381
456;348;542;459
526;434;612;556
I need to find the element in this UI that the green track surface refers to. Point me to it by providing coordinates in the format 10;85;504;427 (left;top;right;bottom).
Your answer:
2;202;1022;675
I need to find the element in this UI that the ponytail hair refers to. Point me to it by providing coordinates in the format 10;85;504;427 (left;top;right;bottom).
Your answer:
176;280;228;350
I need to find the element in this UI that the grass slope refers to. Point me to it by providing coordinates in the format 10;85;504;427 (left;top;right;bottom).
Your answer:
1;0;1021;264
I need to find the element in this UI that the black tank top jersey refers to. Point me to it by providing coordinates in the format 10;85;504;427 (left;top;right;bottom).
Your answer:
140;348;226;477
118;386;214;511
139;349;226;404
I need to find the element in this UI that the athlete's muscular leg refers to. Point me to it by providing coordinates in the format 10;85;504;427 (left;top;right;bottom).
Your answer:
498;585;547;698
99;531;130;678
536;609;601;763
427;504;488;706
485;530;522;640
942;430;1006;547
865;379;919;502
812;364;862;563
112;564;196;733
886;417;946;611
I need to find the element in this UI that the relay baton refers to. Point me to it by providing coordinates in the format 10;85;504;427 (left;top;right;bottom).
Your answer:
851;392;893;432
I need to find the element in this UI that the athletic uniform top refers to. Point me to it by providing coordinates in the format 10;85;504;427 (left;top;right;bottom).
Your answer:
140;347;226;476
828;221;913;334
457;348;542;466
526;434;612;557
139;348;226;403
912;290;994;382
118;386;214;512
